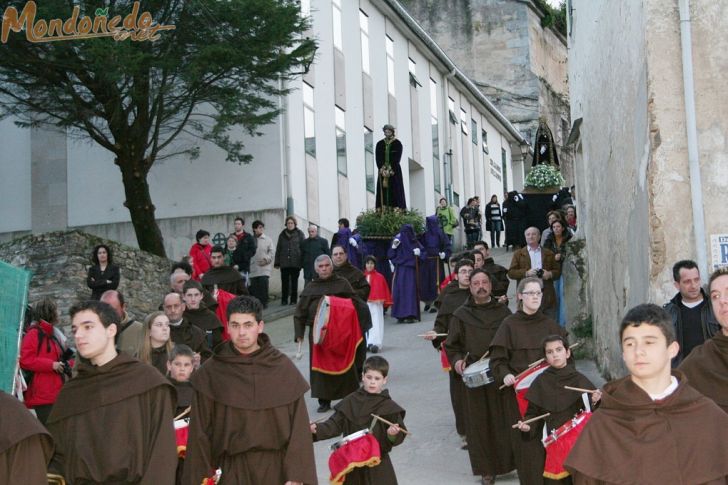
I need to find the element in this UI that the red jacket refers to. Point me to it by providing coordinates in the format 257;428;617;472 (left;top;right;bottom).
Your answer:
189;243;212;281
19;320;67;407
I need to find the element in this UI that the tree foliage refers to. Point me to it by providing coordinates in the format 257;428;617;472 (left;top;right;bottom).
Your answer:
0;0;317;256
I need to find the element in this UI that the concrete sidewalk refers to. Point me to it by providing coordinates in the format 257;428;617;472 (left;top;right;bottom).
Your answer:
263;246;605;484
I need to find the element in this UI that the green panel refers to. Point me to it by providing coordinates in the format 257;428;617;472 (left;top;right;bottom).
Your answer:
0;260;31;393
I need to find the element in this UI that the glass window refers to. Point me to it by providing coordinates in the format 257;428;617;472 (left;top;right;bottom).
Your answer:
471;119;478;144
302;82;314;107
360;11;369;74
304;107;316;158
408;58;421;88
429;78;438;117
365;128;374;193
386;36;395;96
482;129;489;154
432;117;441;193
460;108;468;135
336;106;347;175
332;3;343;51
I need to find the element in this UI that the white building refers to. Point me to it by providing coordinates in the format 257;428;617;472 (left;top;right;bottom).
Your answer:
0;0;529;266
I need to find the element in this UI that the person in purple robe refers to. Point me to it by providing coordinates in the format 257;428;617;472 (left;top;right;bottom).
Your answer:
334;226;363;269
375;124;407;210
419;215;452;313
387;224;425;323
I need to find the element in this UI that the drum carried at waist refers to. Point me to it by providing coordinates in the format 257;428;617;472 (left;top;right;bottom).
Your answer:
311;296;363;375
174;418;190;459
314;296;332;345
542;410;592;480
462;358;494;388
329;430;381;485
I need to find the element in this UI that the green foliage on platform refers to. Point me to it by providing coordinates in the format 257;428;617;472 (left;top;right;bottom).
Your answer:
525;164;565;190
356;209;425;238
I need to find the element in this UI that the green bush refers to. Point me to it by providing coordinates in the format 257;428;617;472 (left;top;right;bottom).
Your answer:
356;208;425;238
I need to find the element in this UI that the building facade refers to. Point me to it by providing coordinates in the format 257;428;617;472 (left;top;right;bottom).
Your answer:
568;0;728;377
0;0;529;274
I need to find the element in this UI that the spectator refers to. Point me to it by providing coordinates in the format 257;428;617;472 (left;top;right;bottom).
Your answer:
503;191;527;250
330;218;350;249
301;224;330;285
543;219;572;326
565;206;577;232
170;271;190;295
484;194;504;248
86;244;120;300
249;220;275;308
231;217;257;285
435;196;459;244
460;198;482;249
19;298;72;424
100;290;144;358
139;311;173;376
274;216;305;305
189;230;212;281
201;246;246;296
540;210;569;246
224;235;237;268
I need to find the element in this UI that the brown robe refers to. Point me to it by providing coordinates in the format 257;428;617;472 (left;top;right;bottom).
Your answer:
679;332;728;413
0;391;54;484
483;257;510;298
432;282;470;435
314;388;406;485
183;336;317;485
169;379;194;416
445;297;515;477
564;371;728;485
150;345;170;376
490;310;567;485
507;246;561;310
47;352;177;484
184;306;224;349
201;265;248;296
295;275;372;400
334;261;372;301
170;318;212;361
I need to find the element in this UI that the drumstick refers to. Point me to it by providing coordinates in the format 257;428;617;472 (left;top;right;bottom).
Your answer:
295;341;303;360
370;414;412;435
498;342;583;389
174;406;191;421
417;333;447;337
477;351;490;362
564;386;598;394
512;412;550;429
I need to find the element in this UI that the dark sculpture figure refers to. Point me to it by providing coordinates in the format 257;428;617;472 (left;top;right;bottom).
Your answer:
375;124;406;210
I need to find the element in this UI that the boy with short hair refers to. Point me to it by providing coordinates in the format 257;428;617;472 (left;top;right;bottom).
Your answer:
516;336;600;484
565;304;728;484
167;344;195;416
311;356;407;484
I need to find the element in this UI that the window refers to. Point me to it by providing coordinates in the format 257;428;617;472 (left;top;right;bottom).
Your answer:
386;36;395;95
408;58;421;88
359;11;370;74
336;106;347;175
482;129;489;154
460;108;468;135
332;0;343;51
471;119;478;145
430;78;440;193
303;82;316;158
365;128;374;192
448;97;456;124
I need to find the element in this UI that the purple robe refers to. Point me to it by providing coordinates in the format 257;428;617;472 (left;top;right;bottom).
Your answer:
418;215;452;302
387;224;425;319
375;138;406;209
334;228;363;269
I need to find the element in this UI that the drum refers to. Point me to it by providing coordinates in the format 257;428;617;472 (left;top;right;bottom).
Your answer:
462;359;494;388
314;296;331;345
329;430;382;485
174;418;190;459
542;410;592;480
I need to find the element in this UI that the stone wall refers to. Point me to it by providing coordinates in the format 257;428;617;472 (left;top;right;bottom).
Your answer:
0;231;171;333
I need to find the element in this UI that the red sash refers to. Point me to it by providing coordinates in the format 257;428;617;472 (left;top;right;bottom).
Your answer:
312;296;363;375
329;433;381;484
213;289;236;341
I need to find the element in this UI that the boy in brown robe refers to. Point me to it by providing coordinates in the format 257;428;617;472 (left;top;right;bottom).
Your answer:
445;268;515;485
47;300;177;484
184;295;317;485
565;304;728;484
423;258;474;443
490;277;567;485
679;268;728;413
515;336;600;484
182;280;225;349
0;391;54;483
311;356;406;485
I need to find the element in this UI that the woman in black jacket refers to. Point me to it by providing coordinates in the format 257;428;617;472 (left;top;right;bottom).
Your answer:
484;194;504;248
86;244;120;300
274;216;305;305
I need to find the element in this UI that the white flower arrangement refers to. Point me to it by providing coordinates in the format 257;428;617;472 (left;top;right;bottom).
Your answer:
525;164;565;189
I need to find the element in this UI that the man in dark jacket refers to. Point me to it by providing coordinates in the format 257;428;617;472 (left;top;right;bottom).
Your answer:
664;259;719;365
231;217;257;285
301;224;330;284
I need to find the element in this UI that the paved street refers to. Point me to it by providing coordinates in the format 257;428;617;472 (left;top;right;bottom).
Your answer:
264;247;606;484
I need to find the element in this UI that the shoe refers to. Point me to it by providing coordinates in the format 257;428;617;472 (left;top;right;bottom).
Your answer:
397;318;405;323
404;318;418;323
370;345;379;354
428;307;437;314
424;303;431;311
481;475;495;485
317;403;331;413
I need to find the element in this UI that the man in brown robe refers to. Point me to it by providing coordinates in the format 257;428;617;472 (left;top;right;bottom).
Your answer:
565;304;728;484
295;254;372;413
183;295;316;485
445;269;515;484
490;277;567;485
423;258;474;441
0;391;54;483
201;246;248;296
332;244;371;301
163;292;212;364
47;300;177;484
507;227;561;318
679;268;728;413
183;280;225;349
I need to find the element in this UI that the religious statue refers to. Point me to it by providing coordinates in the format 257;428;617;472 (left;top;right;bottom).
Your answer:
531;118;560;167
375;124;406;210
